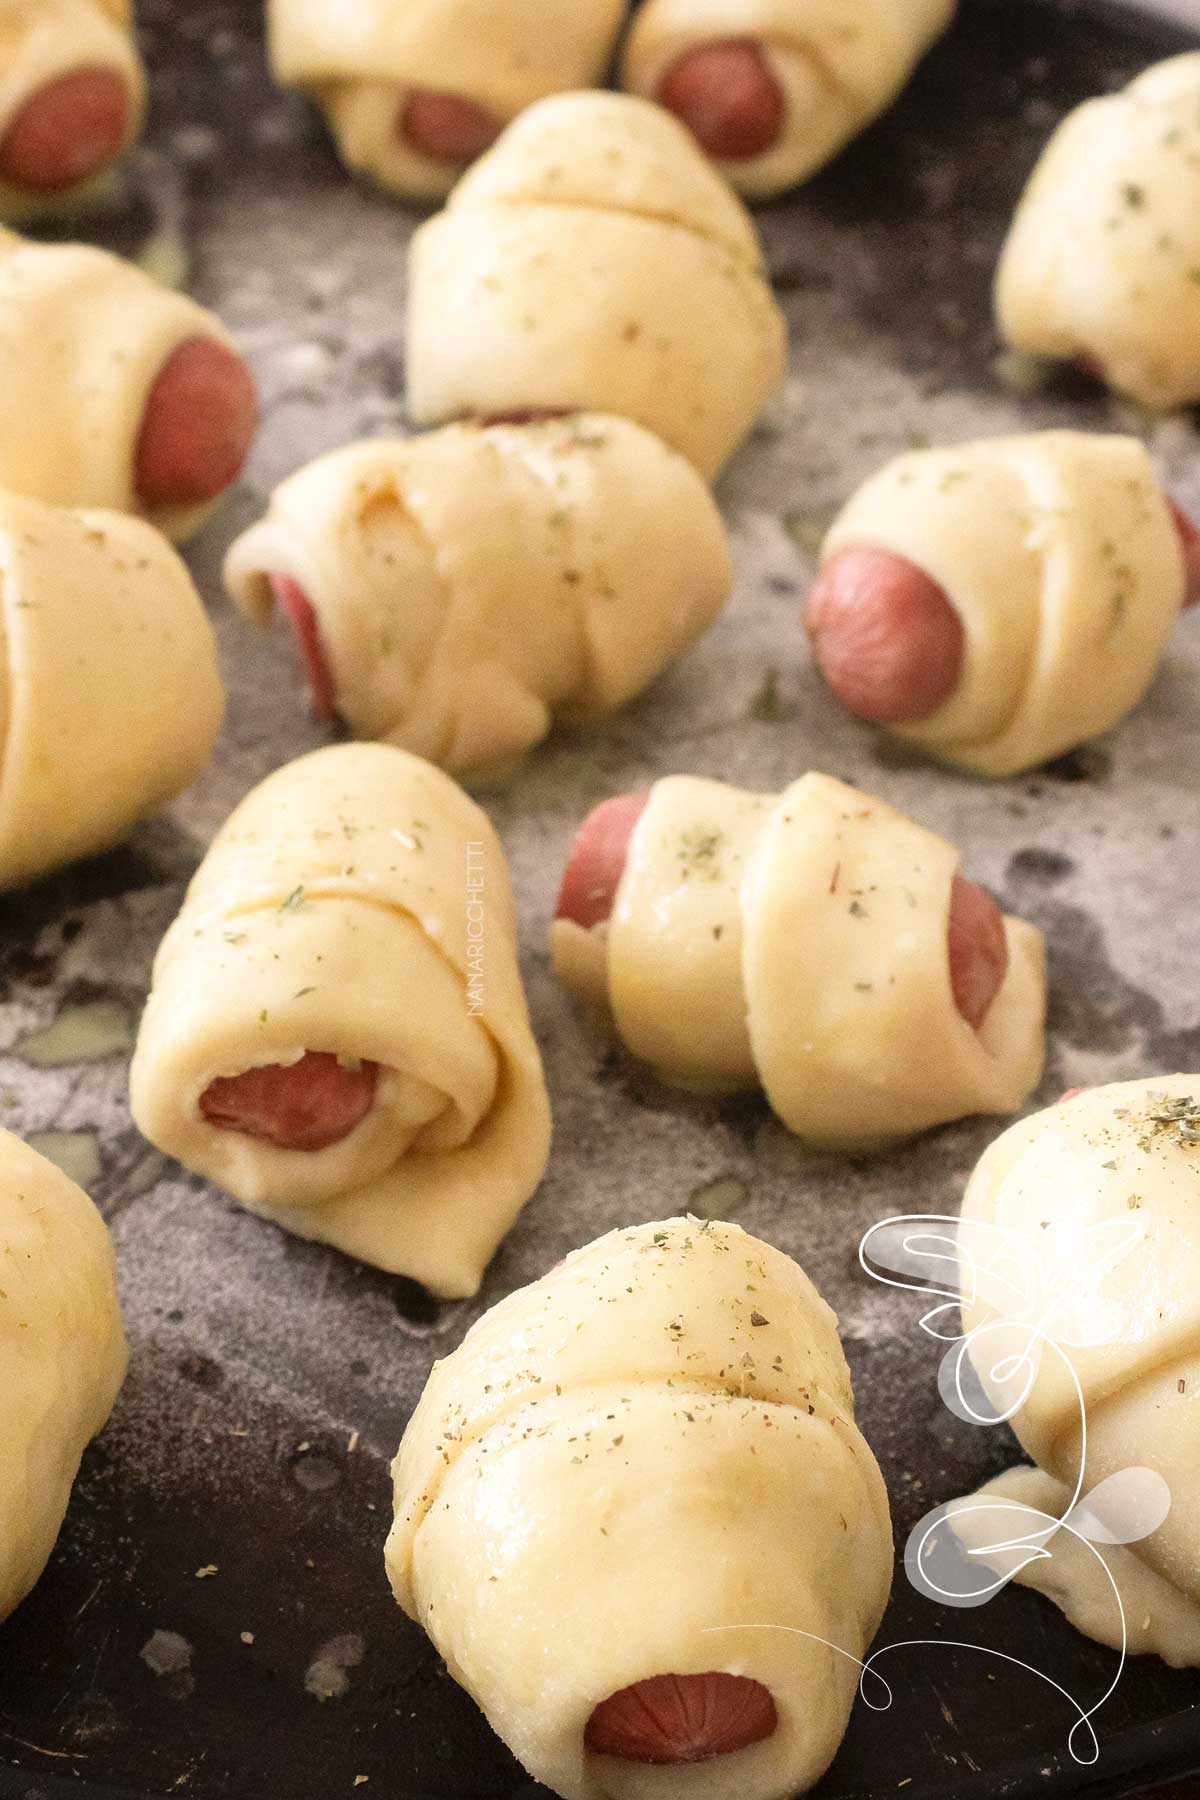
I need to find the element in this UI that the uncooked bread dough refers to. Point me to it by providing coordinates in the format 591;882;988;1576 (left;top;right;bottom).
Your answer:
821;431;1186;776
0;228;244;542
622;0;956;198
129;743;551;1298
224;415;732;778
946;1465;1200;1668
959;1077;1200;1661
0;0;145;224
0;486;222;891
268;0;625;200
387;1215;892;1800
996;55;1200;410
406;91;787;478
0;1129;126;1623
552;772;1045;1144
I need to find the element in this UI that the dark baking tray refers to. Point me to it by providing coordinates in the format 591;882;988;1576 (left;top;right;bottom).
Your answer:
1;0;1199;1796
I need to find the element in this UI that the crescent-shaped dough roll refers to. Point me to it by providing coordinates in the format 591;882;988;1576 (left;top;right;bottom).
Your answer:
0;229;255;543
0;0;145;224
268;0;625;202
1;1130;126;1624
814;431;1187;777
996;55;1200;410
958;1078;1200;1649
406;92;787;479
552;772;1045;1145
129;743;551;1298
0;487;222;892
622;0;956;199
386;1216;892;1799
224;415;732;779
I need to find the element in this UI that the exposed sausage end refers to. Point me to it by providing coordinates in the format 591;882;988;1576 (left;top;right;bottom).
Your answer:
805;545;965;725
135;335;257;509
199;1050;379;1153
0;67;130;192
556;793;650;930
656;40;786;162
268;574;339;720
398;90;502;166
585;1672;778;1764
948;875;1009;1031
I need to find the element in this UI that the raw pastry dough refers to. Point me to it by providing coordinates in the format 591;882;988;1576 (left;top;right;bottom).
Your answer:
224;415;732;778
820;431;1187;777
386;1215;892;1800
0;228;246;542
268;0;625;202
1;1130;126;1623
959;1077;1200;1659
622;0;956;198
406;91;787;479
0;487;222;891
0;0;144;224
996;55;1200;410
130;743;551;1298
946;1465;1200;1668
552;772;1045;1144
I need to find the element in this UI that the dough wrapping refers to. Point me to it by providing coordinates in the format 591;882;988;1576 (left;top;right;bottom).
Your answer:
406;91;787;479
0;1130;126;1623
622;0;956;198
268;0;624;201
552;771;1045;1145
958;1077;1200;1658
0;228;244;542
0;0;144;224
0;487;222;891
996;55;1200;410
821;431;1186;776
224;415;732;778
130;743;551;1298
386;1216;892;1800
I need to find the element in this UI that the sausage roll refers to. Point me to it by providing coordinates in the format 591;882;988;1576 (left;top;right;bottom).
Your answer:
953;1078;1200;1665
0;0;144;223
622;0;956;199
1;1130;126;1624
0;229;256;543
806;431;1198;778
0;488;222;891
130;743;551;1298
387;1215;892;1799
268;0;625;202
406;91;787;479
224;415;732;779
996;55;1200;411
552;772;1045;1146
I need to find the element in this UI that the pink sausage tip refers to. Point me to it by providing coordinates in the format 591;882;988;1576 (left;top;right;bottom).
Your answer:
585;1673;778;1765
0;66;130;193
200;1051;379;1153
656;40;786;163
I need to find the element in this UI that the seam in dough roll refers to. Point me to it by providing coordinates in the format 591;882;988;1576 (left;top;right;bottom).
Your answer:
958;1077;1200;1654
406;91;787;479
0;228;248;542
0;487;223;891
268;0;626;201
622;0;956;199
818;431;1187;777
996;54;1200;410
386;1215;892;1799
223;415;732;779
0;0;144;224
1;1129;127;1624
129;743;551;1298
552;772;1045;1145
